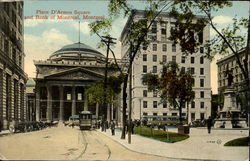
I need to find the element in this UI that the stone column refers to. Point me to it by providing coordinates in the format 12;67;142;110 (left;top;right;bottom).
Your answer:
71;86;76;116
111;103;114;121
107;103;110;122
59;86;64;121
46;85;52;122
95;103;99;117
84;94;88;111
35;86;40;121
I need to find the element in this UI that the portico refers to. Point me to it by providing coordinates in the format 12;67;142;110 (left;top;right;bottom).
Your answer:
36;83;93;121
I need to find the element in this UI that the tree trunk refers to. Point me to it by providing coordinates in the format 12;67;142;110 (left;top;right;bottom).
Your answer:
179;101;183;124
121;74;128;139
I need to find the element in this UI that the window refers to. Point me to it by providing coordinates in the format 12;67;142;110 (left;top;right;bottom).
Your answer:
153;55;157;62
143;54;147;61
162;55;167;63
181;67;185;73
200;79;204;87
190;67;195;74
200;113;205;120
143;101;147;108
181;56;185;63
161;28;166;35
172;113;177;116
143;112;148;116
172;56;176;62
163;113;167;116
152;21;157;33
153;101;157;108
163;102;167;108
200;47;204;53
200;102;204;108
143;90;147;97
200;91;204;98
191;57;195;64
191;113;195;121
200;56;204;64
191;101;195;108
153;44;157;51
143;65;147;73
162;44;167;51
153;113;158;116
153;66;157;73
198;31;203;43
182;113;186;116
200;68;204;75
172;43;176;52
192;78;195;87
153;90;157;97
142;43;147;50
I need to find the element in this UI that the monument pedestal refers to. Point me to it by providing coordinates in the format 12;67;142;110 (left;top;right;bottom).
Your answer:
214;87;247;128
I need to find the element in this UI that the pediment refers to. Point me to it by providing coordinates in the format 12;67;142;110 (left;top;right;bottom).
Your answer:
44;67;104;80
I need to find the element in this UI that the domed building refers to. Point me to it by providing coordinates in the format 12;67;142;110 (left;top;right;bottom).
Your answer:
34;42;119;122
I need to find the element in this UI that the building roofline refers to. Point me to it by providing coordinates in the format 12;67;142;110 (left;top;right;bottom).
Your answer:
120;9;207;41
216;48;246;65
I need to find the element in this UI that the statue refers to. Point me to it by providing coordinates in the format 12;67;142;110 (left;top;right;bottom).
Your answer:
225;70;233;87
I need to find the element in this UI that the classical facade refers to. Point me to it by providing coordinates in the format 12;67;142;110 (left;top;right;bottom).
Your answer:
217;49;250;93
34;42;120;122
0;1;28;129
120;10;211;123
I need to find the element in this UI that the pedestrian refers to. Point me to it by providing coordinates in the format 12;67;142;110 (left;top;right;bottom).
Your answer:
131;120;135;134
110;120;115;135
207;116;212;134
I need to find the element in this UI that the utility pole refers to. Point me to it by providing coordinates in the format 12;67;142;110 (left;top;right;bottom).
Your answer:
128;43;133;144
101;35;116;121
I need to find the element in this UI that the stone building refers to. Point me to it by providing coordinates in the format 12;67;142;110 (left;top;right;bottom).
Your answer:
217;49;250;93
26;78;36;121
0;1;28;129
34;42;120;122
120;10;211;123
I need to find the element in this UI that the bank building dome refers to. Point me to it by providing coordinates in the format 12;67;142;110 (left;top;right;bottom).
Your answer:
49;42;104;61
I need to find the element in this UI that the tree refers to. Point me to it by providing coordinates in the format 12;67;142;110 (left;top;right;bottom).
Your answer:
89;0;174;139
142;62;195;124
85;75;123;119
168;0;250;124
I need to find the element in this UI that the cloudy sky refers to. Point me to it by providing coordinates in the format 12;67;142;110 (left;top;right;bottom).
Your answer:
23;0;249;94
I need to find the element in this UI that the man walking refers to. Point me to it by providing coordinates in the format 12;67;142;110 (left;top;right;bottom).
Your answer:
110;120;115;135
207;116;212;134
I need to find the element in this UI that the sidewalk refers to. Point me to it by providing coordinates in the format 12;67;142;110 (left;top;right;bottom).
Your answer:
0;130;12;137
98;127;249;161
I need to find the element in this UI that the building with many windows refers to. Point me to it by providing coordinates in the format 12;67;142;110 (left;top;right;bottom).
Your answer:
0;1;28;129
217;49;250;93
120;10;211;123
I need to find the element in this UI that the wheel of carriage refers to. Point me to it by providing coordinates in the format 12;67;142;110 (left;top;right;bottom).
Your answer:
9;125;15;133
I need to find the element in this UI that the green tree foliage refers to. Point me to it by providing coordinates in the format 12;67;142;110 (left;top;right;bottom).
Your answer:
142;62;195;123
85;74;124;105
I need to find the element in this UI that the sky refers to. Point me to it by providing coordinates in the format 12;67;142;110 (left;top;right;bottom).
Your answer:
22;0;250;94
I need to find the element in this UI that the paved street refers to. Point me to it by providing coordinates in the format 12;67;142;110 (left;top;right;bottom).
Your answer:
0;126;248;161
0;126;178;160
